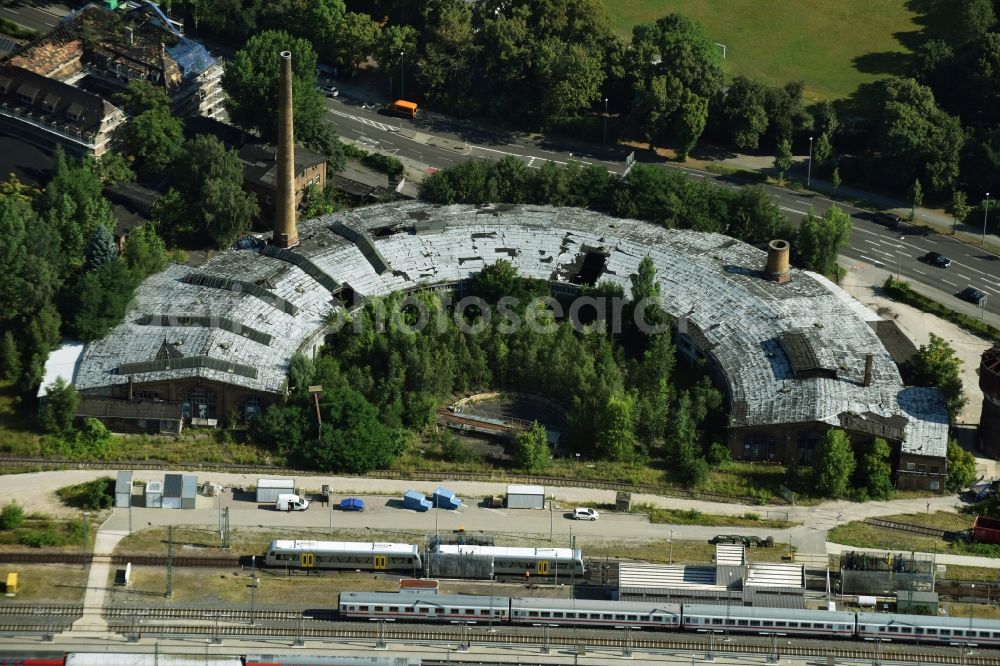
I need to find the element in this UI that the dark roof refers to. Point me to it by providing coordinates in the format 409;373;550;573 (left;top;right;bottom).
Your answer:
104;181;160;216
163;473;183;497
778;328;836;379
111;204;146;238
869;320;918;367
184;115;326;188
76;396;182;421
0;64;115;136
0;135;53;186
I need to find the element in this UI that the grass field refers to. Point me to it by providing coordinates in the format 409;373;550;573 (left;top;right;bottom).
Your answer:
601;0;923;101
827;511;974;554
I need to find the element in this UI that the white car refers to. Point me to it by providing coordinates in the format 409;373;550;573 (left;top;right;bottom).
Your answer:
319;84;339;98
572;507;599;521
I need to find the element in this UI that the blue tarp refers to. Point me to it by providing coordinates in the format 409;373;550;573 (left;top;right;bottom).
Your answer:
340;497;364;511
432;486;462;510
166;38;216;80
403;490;432;512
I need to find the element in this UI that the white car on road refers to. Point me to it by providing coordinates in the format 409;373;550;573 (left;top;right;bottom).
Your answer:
572;507;599;521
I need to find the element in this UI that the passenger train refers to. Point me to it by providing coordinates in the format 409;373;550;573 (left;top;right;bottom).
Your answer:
261;540;584;579
339;591;1000;647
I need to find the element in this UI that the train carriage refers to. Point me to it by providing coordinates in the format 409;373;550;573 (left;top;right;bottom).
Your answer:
339;592;508;623
510;597;681;629
681;604;856;639
264;540;422;572
857;612;1000;646
431;544;584;578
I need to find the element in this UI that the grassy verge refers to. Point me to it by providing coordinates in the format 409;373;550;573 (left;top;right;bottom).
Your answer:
0;18;37;40
600;0;920;101
884;277;1000;344
585;539;792;564
0;563;88;602
0;515;93;551
703;163;767;183
828;512;975;555
944;565;1000;582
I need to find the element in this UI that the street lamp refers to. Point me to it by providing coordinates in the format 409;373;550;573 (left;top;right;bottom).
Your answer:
399;51;404;100
807;136;814;187
668;529;674;564
603;98;608;146
984;192;991;245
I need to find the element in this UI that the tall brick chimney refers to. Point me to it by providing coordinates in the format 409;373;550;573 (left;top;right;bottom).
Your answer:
272;50;298;249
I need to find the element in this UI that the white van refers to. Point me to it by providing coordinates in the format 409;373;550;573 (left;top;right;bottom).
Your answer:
276;493;309;511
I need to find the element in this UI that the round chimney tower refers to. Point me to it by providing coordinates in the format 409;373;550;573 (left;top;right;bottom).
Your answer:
272;50;299;249
764;239;791;283
979;345;1000;457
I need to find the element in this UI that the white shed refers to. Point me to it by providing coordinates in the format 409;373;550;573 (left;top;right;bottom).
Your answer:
256;478;295;503
506;484;545;509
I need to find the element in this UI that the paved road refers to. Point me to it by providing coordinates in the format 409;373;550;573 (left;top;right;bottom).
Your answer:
0;0;71;33
324;96;1000;324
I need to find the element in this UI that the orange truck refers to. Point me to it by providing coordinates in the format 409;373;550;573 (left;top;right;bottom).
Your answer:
385;99;418;118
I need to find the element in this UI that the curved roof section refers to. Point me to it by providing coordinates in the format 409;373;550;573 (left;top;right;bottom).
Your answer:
73;202;948;457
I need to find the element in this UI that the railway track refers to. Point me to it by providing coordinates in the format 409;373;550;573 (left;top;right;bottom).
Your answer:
0;605;82;617
102;607;337;622
97;622;1000;665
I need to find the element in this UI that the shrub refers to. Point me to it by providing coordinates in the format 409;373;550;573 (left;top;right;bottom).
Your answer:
56;477;115;510
0;501;25;530
742;512;760;521
18;528;63;548
360;152;405;178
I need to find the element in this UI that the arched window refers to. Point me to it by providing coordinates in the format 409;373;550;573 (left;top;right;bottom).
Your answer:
183;387;217;420
239;397;262;421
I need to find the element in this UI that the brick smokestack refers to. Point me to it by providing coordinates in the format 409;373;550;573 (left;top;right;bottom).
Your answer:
863;352;873;387
272;50;298;249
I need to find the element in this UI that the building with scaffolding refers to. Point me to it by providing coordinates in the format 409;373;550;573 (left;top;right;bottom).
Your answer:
68;202;949;486
0;2;223;156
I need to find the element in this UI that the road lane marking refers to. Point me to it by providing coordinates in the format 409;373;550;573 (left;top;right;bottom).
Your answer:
860;255;881;265
941;279;958;287
779;206;808;215
912;269;926;275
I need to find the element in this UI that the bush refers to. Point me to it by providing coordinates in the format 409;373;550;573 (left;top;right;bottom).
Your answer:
360;153;405;178
18;528;64;548
0;501;25;530
56;477;115;510
441;435;477;463
707;442;731;465
742;512;760;521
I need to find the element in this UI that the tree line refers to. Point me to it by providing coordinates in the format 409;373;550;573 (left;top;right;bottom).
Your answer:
168;0;1000;208
419;156;853;277
0;151;168;394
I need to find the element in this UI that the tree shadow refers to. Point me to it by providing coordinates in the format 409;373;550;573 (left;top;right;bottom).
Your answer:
852;51;914;77
847;0;959;79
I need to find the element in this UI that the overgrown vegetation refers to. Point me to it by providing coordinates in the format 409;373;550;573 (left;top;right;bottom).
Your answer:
56;477;116;510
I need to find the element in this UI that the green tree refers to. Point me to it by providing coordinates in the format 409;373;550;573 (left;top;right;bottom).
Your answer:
39;377;79;435
83;226;118;271
65;259;137;341
946;439;978;492
860;437;894;500
302;387;401;473
0;501;25;530
117;82;183;175
159;135;259;248
0;330;20;381
626;13;723;153
795;205;852;276
222;30;344;167
19;304;60;391
123;225;167;278
39;149;108;270
949;190;971;233
868;77;964;192
811;429;856;498
813;132;833;165
94;153;135;185
773;137;793;183
333;12;380;74
910;333;966;423
513;421;551;472
718;76;769;151
594;393;637;461
374;24;419;98
958;0;996;42
667;391;708;486
910;178;924;220
831;165;841;189
249;404;309;460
